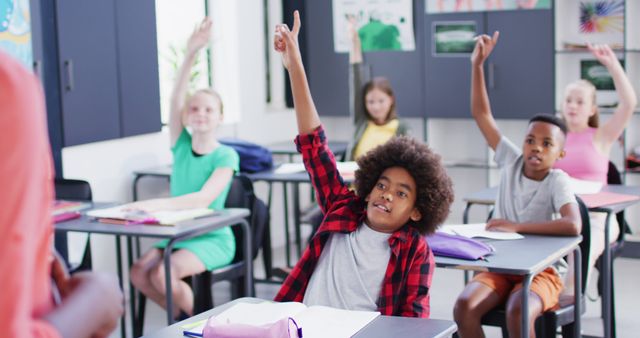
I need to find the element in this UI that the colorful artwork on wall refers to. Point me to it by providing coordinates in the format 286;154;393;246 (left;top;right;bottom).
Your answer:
579;0;624;33
0;0;32;69
333;0;415;52
425;0;551;14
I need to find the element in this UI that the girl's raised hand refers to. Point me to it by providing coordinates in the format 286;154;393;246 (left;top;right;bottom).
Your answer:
587;43;620;69
470;31;499;67
187;17;213;56
346;14;358;43
274;10;302;70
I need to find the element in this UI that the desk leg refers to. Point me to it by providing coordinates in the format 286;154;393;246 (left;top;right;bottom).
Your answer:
603;212;612;338
293;182;302;259
126;237;138;337
115;236;127;338
463;202;473;285
239;219;253;296
574;246;582;338
283;182;291;267
163;241;176;325
263;182;274;279
521;274;533;338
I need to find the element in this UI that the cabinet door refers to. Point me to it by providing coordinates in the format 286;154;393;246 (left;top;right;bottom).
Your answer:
486;10;554;119
424;12;485;118
115;0;161;137
56;0;121;146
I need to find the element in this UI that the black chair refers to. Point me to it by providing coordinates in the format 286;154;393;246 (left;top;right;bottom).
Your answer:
478;196;591;338
54;178;93;272
191;174;270;313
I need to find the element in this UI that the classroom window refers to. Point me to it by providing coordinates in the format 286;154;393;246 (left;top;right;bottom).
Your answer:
266;0;288;110
155;0;214;124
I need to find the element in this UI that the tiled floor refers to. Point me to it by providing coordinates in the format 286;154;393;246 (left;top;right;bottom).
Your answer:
126;246;639;338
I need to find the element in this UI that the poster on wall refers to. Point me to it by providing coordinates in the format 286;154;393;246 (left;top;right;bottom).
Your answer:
0;0;32;69
581;59;624;91
333;0;415;53
432;21;476;56
425;0;551;13
560;0;624;50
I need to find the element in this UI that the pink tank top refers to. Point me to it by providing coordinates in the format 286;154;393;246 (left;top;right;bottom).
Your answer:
554;127;609;183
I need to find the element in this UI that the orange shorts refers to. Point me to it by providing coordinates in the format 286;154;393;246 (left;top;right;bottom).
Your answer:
472;267;563;311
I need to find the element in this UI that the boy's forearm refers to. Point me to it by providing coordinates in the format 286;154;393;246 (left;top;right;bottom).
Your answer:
470;63;501;150
471;64;491;120
287;61;321;135
515;218;580;236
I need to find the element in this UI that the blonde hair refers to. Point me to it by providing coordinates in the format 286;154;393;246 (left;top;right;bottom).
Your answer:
565;79;599;128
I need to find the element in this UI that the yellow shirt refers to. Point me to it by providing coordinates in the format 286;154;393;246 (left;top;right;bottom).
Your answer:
353;119;400;159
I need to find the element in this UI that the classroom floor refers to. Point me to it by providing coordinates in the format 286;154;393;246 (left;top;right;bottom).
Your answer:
126;244;639;338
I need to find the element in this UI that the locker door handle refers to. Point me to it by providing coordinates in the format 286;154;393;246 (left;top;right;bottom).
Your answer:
33;60;43;83
64;60;74;91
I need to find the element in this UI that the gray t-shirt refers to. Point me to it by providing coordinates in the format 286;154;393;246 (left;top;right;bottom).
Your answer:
494;137;576;277
303;223;391;311
494;136;576;223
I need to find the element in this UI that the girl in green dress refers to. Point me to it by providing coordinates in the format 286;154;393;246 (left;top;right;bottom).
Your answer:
126;18;239;319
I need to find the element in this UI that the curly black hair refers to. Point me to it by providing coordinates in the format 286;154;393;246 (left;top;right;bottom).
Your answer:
355;136;454;235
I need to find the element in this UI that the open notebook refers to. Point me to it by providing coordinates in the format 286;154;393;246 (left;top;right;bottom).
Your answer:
440;223;524;240
183;301;380;338
275;161;359;178
86;206;214;226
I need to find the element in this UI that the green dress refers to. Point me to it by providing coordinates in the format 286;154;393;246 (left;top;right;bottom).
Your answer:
154;129;240;270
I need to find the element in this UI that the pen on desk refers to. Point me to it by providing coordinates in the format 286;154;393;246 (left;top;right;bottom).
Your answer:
182;331;203;338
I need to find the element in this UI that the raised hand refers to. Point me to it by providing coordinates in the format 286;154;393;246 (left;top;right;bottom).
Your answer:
587;43;620;70
187;17;213;56
470;31;499;67
346;14;358;44
274;10;302;70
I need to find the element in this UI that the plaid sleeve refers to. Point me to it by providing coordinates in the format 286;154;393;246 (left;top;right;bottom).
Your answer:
398;240;434;318
295;125;351;214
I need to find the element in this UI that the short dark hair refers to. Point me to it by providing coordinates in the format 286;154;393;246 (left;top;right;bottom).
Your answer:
529;113;568;135
355;136;454;235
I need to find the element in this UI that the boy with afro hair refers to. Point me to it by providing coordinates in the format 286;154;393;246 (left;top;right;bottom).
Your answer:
273;11;454;318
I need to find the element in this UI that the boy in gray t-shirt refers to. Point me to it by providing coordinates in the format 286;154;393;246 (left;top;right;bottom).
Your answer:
453;32;582;338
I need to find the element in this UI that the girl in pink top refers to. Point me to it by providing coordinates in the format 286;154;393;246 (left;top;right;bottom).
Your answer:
554;43;637;286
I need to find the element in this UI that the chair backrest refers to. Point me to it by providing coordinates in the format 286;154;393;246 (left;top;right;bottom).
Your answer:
54;178;92;201
575;196;592;295
224;174;269;263
606;162;630;241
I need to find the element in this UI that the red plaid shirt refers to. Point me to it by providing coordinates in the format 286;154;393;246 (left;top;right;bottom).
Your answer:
274;126;434;318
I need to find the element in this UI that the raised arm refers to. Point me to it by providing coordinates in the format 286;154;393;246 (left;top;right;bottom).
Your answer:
274;11;321;134
347;15;362;65
347;15;370;128
470;31;502;151
592;44;638;147
169;18;213;147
